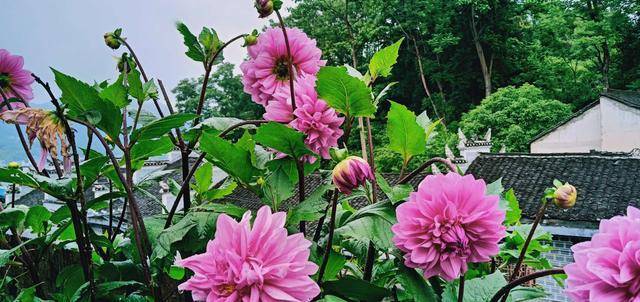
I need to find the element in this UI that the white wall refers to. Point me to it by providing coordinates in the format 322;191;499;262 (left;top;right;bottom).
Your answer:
600;97;640;152
531;104;602;153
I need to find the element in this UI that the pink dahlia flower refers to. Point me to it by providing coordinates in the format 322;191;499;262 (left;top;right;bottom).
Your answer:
332;156;374;195
392;173;506;281
289;78;343;163
564;206;640;301
240;27;325;106
177;206;320;302
0;49;34;110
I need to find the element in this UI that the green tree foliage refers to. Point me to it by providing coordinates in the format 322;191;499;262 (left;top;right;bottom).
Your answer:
285;0;640;122
460;84;572;152
173;62;263;120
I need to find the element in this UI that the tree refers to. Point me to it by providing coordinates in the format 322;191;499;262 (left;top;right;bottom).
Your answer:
173;62;263;120
460;84;572;152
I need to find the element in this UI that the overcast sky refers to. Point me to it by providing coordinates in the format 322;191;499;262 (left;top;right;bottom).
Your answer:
0;0;294;163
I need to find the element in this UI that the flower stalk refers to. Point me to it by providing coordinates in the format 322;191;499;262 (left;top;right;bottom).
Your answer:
33;75;96;299
490;269;565;302
500;197;550;302
318;190;339;283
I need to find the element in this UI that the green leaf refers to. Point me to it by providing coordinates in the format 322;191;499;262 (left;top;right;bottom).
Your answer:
127;69;144;102
0;168;74;200
176;22;205;62
96;281;141;298
201;180;238;202
254;122;313;159
487;178;505;196
51;68;122;138
199;27;221;59
0;206;28;228
168;266;186;280
193;162;213;195
376;173;412;204
130;113;197;142
0;238;31;267
99;77;128;108
387;101;426;165
396;263;438;302
336;213;395;251
443;272;501;302
316;66;376;117
80;156;109;188
502;189;522;226
130;136;173;162
287;184;331;226
323;276;391;301
416;111;441;142
262;162;296;209
369;38;404;80
200;132;262;184
311;244;345;281
25;205;51;234
151;215;198;261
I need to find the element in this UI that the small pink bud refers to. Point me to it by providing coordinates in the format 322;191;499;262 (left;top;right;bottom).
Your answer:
332;156;374;195
553;183;577;209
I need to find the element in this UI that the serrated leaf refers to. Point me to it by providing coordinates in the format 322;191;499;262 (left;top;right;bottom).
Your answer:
317;66;376;117
369;38;404;80
52;68;122;138
200;132;262;184
254;122;313;159
130;113;197;142
130;136;173;162
25;205;51;234
193;162;213;195
387;101;426;165
99;76;128;108
176;22;205;62
127;68;144;102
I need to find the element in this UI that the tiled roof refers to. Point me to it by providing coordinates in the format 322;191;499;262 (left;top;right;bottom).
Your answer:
466;152;640;224
602;89;640;110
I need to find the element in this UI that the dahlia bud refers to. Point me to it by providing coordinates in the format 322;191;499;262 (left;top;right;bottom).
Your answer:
243;31;258;47
332;156;374;195
7;162;20;169
255;0;274;18
553;183;577;209
104;28;122;50
117;53;137;73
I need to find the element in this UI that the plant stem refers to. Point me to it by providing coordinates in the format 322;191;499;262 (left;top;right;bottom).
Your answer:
458;274;465;302
275;10;297;112
312;202;332;242
318;190;339;283
397;157;457;185
490;269;565;302
362;117;378;281
34;75;96;298
70;118;156;296
501;198;550;302
120;39;168;119
158;79;185;146
0;89;49;177
296;159;306;234
10;184;15;208
191;34;247;127
85;129;93;161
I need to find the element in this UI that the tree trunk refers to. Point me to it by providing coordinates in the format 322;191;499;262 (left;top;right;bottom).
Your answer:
470;6;492;97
